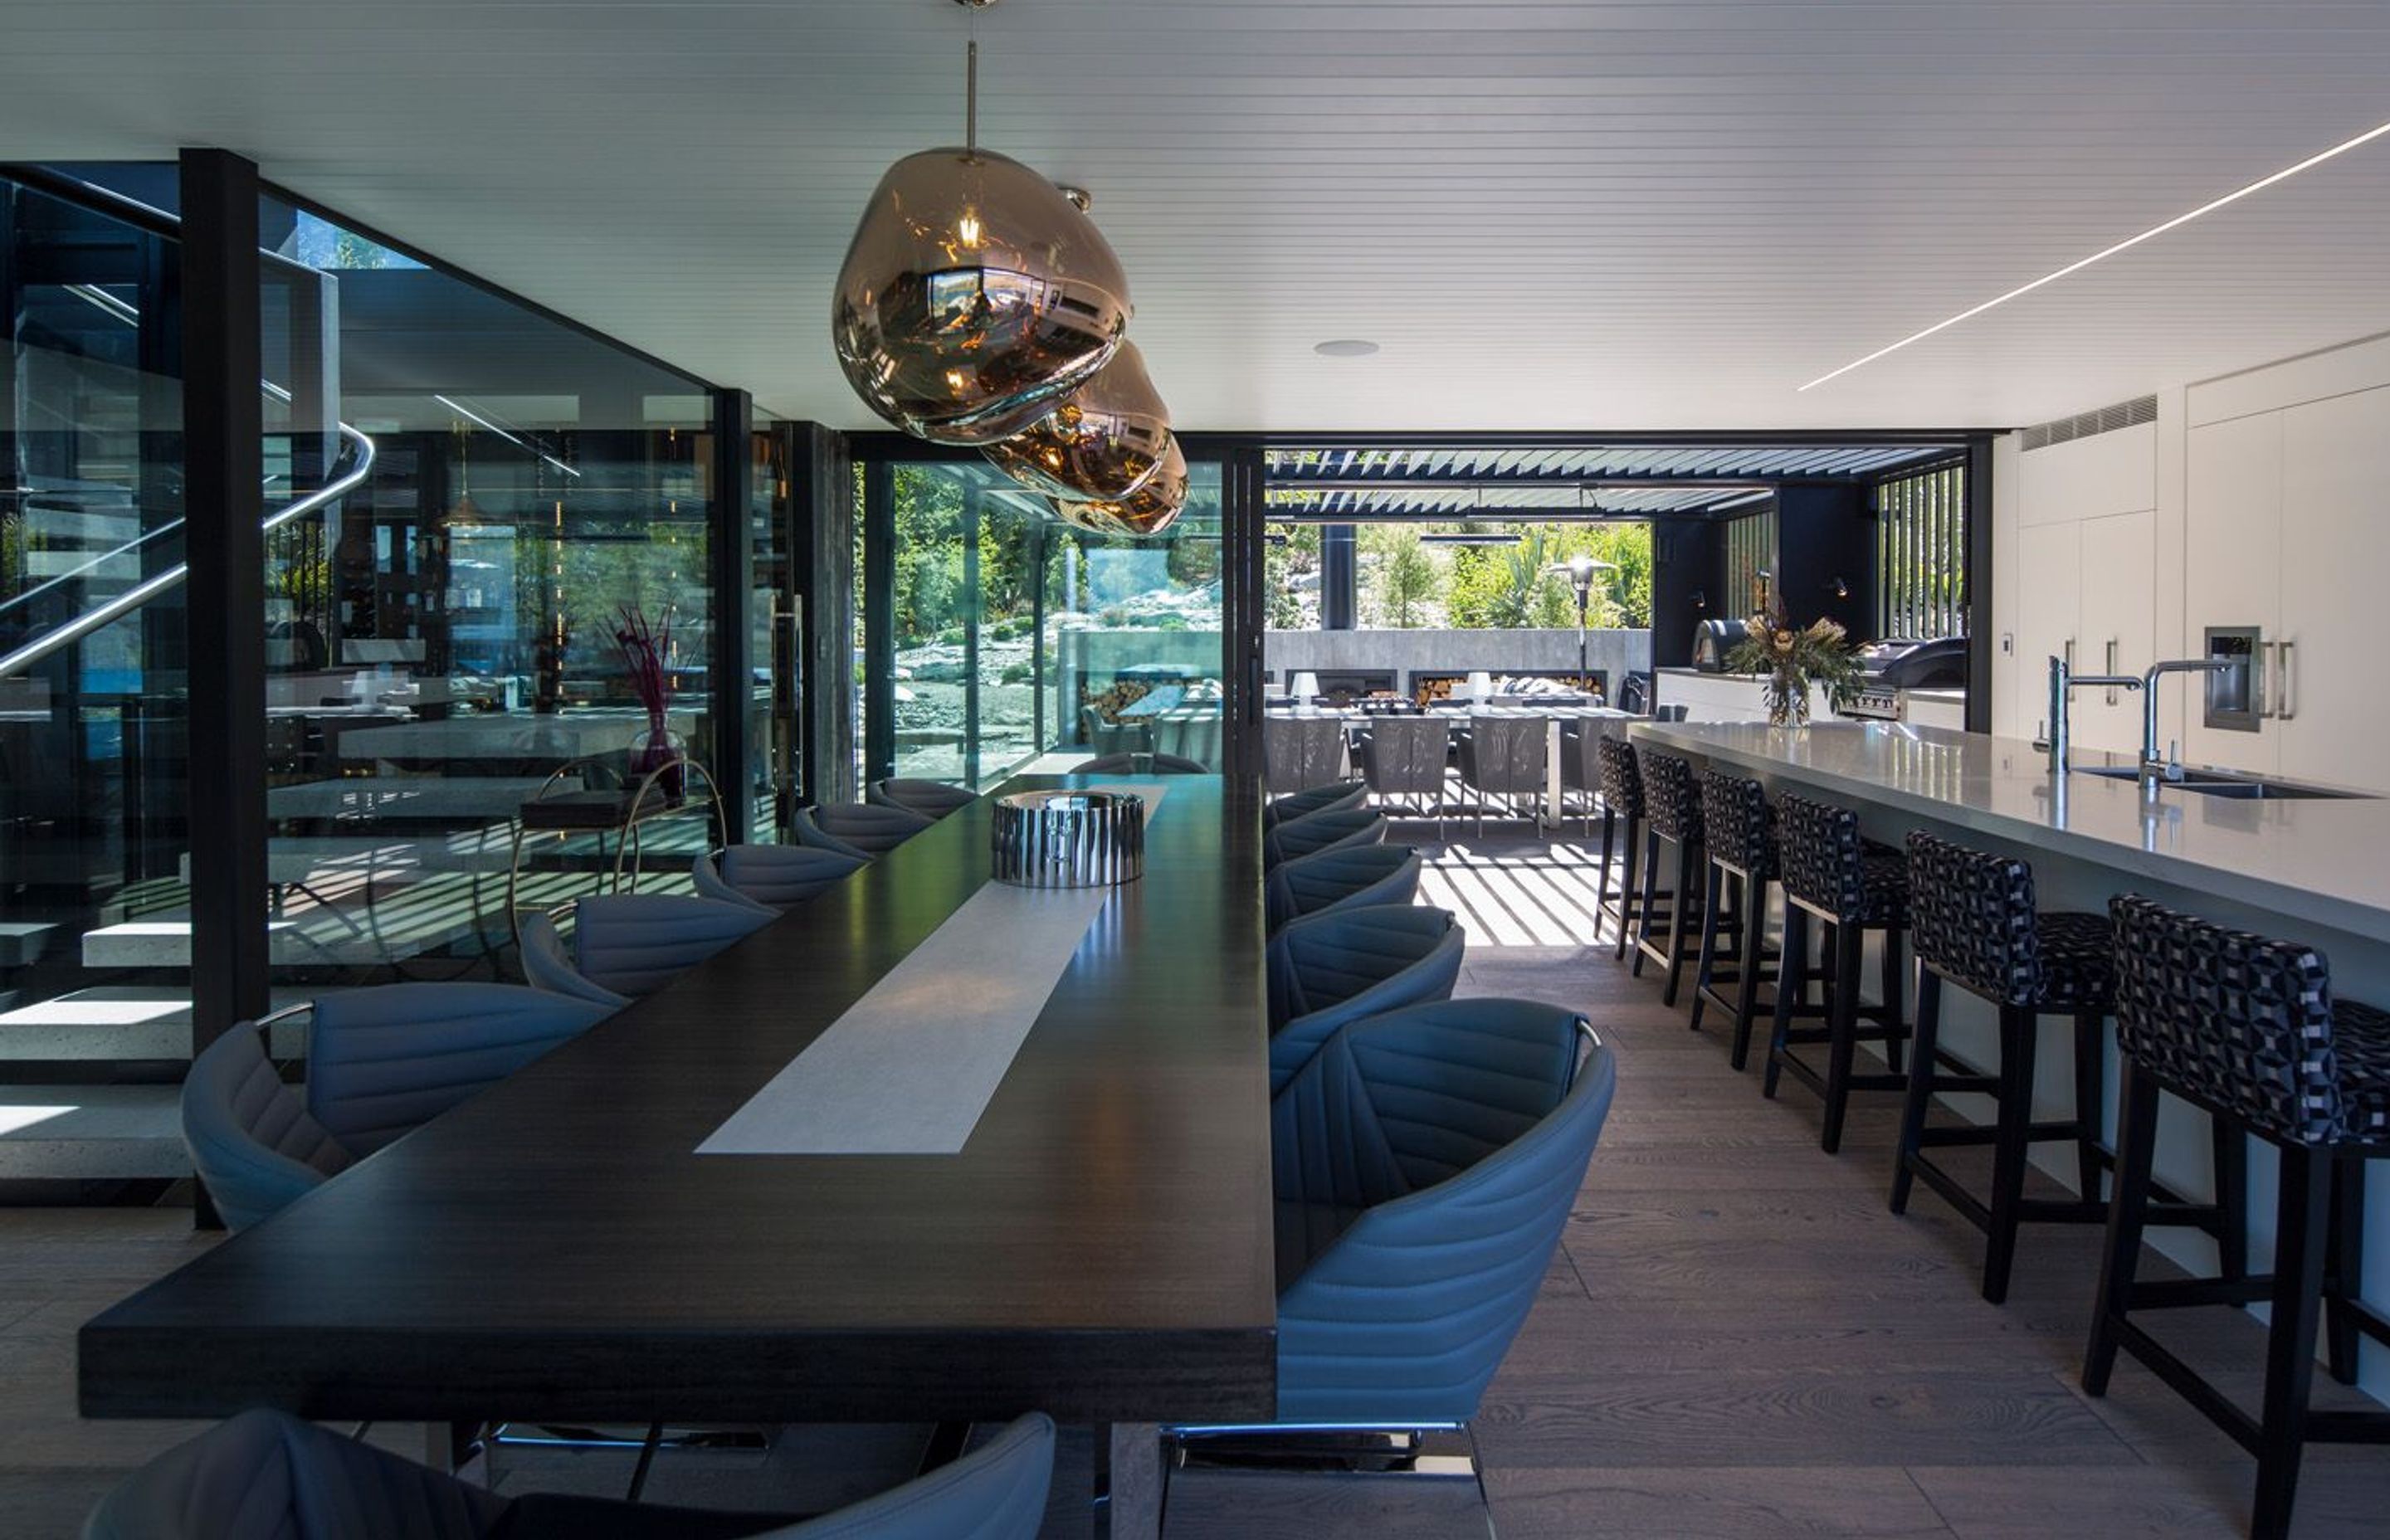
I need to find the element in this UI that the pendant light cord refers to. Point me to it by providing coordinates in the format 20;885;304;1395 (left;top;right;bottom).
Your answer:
965;38;978;154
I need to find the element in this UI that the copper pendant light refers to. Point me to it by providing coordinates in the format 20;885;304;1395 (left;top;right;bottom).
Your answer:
831;7;1130;445
982;339;1170;502
1051;434;1189;538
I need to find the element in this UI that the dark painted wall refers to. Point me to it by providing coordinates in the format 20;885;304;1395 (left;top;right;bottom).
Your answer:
1650;519;1721;668
1773;480;1875;641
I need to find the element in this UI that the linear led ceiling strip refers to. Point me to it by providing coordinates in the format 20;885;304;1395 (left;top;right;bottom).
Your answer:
1798;115;2390;392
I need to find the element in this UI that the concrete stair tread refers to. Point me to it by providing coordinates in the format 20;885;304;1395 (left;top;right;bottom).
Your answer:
0;923;58;967
0;987;313;1060
176;832;519;885
82;914;485;968
0;1084;184;1179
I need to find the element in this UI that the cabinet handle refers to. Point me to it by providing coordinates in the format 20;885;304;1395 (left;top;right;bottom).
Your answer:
2062;638;2075;674
2105;639;2119;706
2280;639;2297;722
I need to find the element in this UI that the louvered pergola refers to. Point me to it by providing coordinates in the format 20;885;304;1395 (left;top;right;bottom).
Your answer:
1261;441;1963;522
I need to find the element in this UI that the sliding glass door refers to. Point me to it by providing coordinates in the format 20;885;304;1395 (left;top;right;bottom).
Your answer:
858;451;1230;789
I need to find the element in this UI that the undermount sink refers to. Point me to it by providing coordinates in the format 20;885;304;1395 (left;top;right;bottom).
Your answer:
2069;765;2373;801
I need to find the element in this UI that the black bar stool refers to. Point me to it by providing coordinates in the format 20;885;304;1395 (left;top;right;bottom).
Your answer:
2085;895;2390;1540
1895;830;2139;1304
1689;768;1780;1070
1632;749;1705;1006
1763;792;1910;1154
1595;736;1664;960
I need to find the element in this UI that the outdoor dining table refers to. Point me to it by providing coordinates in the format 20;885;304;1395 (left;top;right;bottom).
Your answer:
1270;701;1636;820
80;772;1275;1539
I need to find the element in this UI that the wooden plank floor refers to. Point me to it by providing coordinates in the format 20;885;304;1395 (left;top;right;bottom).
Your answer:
2;826;2385;1536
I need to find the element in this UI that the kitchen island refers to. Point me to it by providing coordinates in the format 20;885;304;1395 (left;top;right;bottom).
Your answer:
1631;717;2390;1401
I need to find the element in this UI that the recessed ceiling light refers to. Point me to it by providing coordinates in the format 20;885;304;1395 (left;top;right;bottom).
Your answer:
1797;114;2390;392
1314;339;1381;358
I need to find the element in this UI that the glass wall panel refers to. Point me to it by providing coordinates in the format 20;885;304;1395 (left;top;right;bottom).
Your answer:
862;456;1225;788
0;170;192;1157
256;197;717;988
751;425;793;840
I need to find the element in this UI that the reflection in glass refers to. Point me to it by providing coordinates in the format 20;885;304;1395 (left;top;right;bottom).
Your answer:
256;199;719;992
866;460;1222;791
0;172;194;1124
832;148;1130;444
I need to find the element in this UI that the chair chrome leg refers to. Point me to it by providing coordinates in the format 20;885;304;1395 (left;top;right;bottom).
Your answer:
1464;1421;1499;1540
1162;1425;1495;1539
626;1421;664;1502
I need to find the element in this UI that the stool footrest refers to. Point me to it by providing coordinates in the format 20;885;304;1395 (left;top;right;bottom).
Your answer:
2109;1318;2261;1457
2106;1317;2390;1450
1903;1157;1991;1230
2129;1276;2272;1310
1772;1051;1905;1102
2012;1196;2107;1223
1914;1075;2003;1098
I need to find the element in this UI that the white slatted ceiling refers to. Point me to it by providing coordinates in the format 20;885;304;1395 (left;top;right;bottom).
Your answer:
3;1;2387;430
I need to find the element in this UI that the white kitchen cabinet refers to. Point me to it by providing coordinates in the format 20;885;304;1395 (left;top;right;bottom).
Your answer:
2076;511;2156;755
2182;412;2283;775
2012;521;2081;742
2007;514;2152;756
2277;387;2390;790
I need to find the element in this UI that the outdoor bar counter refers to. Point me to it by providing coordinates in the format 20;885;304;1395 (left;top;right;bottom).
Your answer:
1632;718;2390;1400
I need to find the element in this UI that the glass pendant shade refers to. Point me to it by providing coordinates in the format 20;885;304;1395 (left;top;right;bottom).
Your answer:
1051;435;1188;538
832;146;1132;446
982;341;1170;501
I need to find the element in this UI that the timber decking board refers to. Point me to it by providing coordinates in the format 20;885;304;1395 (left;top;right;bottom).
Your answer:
4;830;2384;1536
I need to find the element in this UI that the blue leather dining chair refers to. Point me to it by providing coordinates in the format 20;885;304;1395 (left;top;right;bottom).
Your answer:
1266;904;1465;1092
85;1406;1056;1540
1072;751;1208;773
693;846;866;912
181;983;612;1231
1261;806;1386;870
868;777;979;820
519;893;773;1008
1262;779;1368;831
1263;842;1423;934
793;801;934;860
1270;998;1617;1424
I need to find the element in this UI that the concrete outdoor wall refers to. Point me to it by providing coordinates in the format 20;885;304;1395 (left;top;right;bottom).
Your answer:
1051;626;1654;750
1263;628;1652;692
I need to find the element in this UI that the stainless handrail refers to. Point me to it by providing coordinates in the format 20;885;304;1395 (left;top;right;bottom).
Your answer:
0;420;377;680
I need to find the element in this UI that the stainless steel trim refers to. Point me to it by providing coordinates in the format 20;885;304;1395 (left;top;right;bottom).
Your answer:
991;790;1146;888
0;422;378;680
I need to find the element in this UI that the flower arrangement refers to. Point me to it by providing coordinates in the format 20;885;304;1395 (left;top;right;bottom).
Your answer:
613;605;680;792
1723;610;1865;726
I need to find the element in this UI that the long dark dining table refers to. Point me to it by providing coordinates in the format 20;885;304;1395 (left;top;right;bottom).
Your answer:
80;773;1277;1528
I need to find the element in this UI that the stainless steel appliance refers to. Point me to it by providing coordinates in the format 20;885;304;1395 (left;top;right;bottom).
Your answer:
1837;685;1905;721
2202;626;2262;733
1856;636;1968;690
1690;619;1746;672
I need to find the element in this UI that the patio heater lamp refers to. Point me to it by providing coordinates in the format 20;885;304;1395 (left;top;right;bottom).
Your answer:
1563;554;1607;692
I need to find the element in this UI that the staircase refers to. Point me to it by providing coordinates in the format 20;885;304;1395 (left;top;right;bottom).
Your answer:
0;169;375;1189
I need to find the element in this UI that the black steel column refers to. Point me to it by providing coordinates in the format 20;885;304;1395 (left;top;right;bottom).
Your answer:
962;483;982;787
1218;440;1268;781
1028;522;1049;758
1320;524;1357;629
1964;434;1995;733
180;148;268;1086
788;422;855;806
709;388;754;845
861;458;895;783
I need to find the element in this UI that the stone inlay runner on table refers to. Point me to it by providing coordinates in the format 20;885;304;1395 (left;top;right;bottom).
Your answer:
697;784;1164;1156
